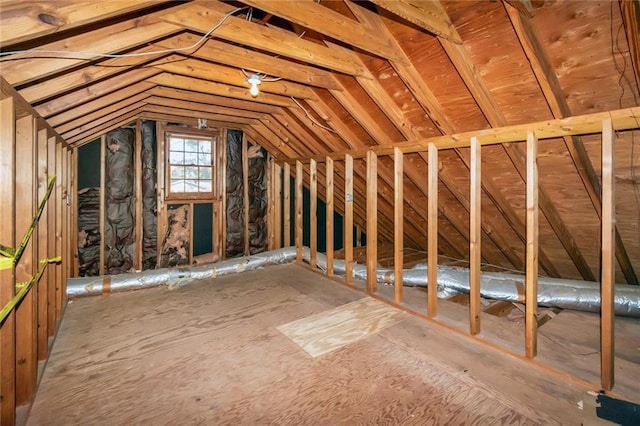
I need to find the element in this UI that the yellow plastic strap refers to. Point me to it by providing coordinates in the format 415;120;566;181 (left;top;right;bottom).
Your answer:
0;176;56;271
0;255;60;324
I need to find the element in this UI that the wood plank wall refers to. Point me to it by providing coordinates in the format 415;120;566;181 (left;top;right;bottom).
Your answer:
0;77;72;425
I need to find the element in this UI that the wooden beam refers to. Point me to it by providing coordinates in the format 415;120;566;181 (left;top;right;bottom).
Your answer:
36;127;49;361
0;1;164;48
54;143;63;319
326;157;334;276
394;147;403;304
600;119;615;391
525;131;539;359
148;86;280;114
621;0;640;93
243;134;250;256
0;96;16;426
241;0;408;63
504;0;535;17
134;120;143;270
366;150;378;294
99;135;106;276
295;160;303;263
427;143;439;318
309;159;317;269
46;136;57;337
15;115;37;405
153;34;341;90
284;107;640;162
159;2;366;76
154;57;317;100
148;73;295;108
1;16;181;86
283;162;291;247
344;154;354;285
469;136;481;336
369;0;463;43
274;162;282;249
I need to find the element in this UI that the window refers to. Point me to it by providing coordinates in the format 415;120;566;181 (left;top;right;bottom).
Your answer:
167;133;215;198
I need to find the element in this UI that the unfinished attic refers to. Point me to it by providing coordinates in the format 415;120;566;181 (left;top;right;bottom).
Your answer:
1;0;640;423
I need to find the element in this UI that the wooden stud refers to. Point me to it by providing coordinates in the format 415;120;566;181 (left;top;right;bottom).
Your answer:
344;154;354;285
0;96;16;426
355;226;362;247
15;114;37;406
310;159;317;269
283;162;291;247
71;148;78;277
326;157;334;276
134;120;143;271
600;119;615;390
295;160;303;263
99;135;106;275
242;134;250;256
427;143;439;318
189;203;194;264
36;127;49;360
470;136;481;335
525;131;539;359
55;143;63;320
46;136;56;338
274;163;282;249
219;128;227;259
393;147;403;304
266;158;273;251
366;150;378;294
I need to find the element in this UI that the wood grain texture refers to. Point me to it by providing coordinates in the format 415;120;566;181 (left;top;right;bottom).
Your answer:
277;297;406;358
28;264;587;425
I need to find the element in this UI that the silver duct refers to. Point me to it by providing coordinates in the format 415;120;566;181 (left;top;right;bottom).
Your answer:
67;247;640;317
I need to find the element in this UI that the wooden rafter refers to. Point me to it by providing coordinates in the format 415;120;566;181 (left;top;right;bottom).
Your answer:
0;1;166;48
158;2;366;76
369;0;463;43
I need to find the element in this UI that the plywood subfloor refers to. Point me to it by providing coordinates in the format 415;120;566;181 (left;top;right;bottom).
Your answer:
29;264;587;425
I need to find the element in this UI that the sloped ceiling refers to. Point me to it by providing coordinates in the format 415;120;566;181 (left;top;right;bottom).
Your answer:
1;0;639;283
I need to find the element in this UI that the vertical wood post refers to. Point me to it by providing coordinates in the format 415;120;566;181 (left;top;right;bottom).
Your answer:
366;150;378;294
310;159;317;268
345;154;354;285
99;135;106;275
525;130;539;359
295;160;303;263
274;163;282;249
70;149;77;277
36;127;49;360
46;136;56;338
601;118;615;390
134;120;143;270
154;125;164;265
326;157;334;276
283;162;291;247
55;143;63;320
470;136;481;335
427;143;439;317
0;96;16;426
242;134;250;256
267;158;274;251
394;147;403;304
15;115;37;405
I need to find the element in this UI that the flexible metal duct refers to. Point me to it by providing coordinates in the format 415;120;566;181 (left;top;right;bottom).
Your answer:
67;247;640;317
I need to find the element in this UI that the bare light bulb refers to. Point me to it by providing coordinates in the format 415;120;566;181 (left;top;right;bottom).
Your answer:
247;74;261;98
249;82;260;97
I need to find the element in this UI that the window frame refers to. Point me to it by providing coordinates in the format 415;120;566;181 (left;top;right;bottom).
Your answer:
164;131;217;201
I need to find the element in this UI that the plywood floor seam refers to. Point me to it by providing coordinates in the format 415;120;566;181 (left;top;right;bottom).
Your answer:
29;264;586;425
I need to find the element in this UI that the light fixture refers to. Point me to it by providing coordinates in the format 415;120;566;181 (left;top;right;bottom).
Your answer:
247;74;261;97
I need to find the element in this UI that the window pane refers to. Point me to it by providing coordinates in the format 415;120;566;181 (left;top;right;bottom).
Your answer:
199;140;211;154
169;151;184;165
185;139;199;152
185;179;198;192
170;138;183;151
184;152;198;165
198;153;211;165
198;167;211;179
198;180;212;192
184;166;198;179
170;180;184;192
170;166;184;179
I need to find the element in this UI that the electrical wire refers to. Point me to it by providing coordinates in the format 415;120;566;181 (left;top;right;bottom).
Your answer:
290;96;336;133
0;6;248;59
